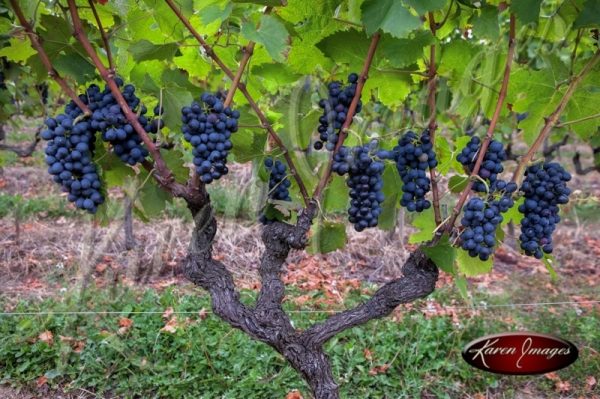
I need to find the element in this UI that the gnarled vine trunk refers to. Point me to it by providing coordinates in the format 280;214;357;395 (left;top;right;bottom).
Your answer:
184;200;438;399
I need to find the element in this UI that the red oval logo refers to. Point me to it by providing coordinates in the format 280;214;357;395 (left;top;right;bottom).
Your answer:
462;332;578;375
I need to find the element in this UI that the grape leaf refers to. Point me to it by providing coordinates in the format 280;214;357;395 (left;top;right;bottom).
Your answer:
0;38;36;63
403;0;447;14
511;0;542;24
456;248;493;276
129;40;180;62
361;0;422;39
422;235;456;273
379;163;402;231
379;31;435;69
471;5;499;40
448;175;469;193
162;84;193;131
241;15;290;62
574;0;600;28
409;208;436;243
323;175;349;213
309;221;347;254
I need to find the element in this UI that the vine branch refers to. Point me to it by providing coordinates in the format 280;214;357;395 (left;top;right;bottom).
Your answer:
87;0;115;71
427;11;442;226
164;0;310;206
444;14;516;235
511;49;600;184
9;0;91;115
312;32;381;200
66;0;200;205
555;111;600;128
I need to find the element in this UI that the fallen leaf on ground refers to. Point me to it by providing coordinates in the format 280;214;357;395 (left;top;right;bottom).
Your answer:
36;376;48;387
162;307;174;319
161;317;178;333
38;330;53;345
285;390;304;399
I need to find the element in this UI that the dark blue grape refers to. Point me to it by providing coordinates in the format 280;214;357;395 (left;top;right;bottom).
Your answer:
392;130;438;212
459;194;514;261
332;142;385;231
41;114;104;214
518;162;571;259
313;73;362;151
260;158;292;224
457;136;507;193
182;92;239;184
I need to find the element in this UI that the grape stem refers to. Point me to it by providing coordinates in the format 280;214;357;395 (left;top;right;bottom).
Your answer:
312;32;381;201
87;0;115;72
164;0;311;206
8;0;91;116
510;49;600;185
66;0;199;204
443;14;517;236
427;11;442;226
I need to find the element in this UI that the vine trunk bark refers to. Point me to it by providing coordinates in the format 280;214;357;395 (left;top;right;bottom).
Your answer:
183;201;438;399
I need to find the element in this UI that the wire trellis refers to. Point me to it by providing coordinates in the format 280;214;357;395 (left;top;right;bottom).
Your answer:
0;300;598;316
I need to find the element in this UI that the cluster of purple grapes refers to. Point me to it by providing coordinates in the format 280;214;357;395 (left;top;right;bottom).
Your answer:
41;114;104;214
182;93;240;184
260;158;291;224
40;79;166;213
74;79;162;166
459;192;515;261
333;142;385;231
457;136;507;192
392;130;438;212
314;73;362;151
518;162;571;259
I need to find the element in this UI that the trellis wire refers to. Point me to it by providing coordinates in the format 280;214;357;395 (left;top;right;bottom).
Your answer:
0;300;597;316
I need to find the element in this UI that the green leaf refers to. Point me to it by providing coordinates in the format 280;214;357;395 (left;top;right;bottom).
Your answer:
0;38;36;63
456;249;493;276
361;0;422;38
362;70;412;108
379;31;435;68
511;0;542;24
379;163;402;231
323;175;349;213
448;175;469;193
403;0;447;14
422;235;456;273
232;0;284;5
408;208;436;244
161;150;189;184
241;15;290;62
309;221;347;254
162;84;193;131
129;40;180;62
138;179;172;218
501;197;523;226
574;0;600;28
200;3;233;25
471;6;499;40
317;30;374;71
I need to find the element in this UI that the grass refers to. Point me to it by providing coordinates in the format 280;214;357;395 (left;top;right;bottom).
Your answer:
0;284;598;398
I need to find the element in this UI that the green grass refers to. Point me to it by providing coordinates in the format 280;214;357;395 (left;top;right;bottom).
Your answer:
0;284;598;398
0;193;73;219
